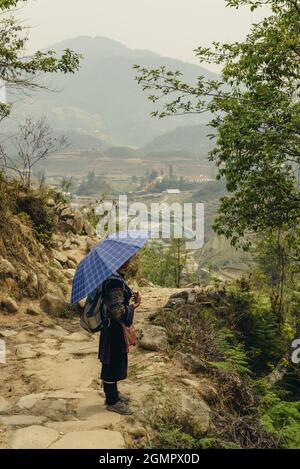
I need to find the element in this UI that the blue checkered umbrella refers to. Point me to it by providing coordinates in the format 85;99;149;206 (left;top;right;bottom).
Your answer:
71;230;150;304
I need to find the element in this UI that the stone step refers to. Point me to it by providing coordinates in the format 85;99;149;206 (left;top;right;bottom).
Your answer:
49;429;125;449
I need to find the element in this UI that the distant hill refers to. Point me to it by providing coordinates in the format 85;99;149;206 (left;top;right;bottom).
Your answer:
7;36;219;148
104;146;140;158
142;125;215;160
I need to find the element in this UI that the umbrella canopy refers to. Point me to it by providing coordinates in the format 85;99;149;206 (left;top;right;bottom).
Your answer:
71;230;150;304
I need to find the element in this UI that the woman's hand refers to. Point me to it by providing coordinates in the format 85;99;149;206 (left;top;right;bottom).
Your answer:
133;291;142;309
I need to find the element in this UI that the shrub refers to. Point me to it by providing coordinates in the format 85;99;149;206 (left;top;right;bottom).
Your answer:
15;194;54;243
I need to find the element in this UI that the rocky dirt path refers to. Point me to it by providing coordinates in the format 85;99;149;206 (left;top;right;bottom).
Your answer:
1;286;212;449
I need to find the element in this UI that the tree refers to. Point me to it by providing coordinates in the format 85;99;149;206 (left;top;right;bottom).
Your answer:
0;116;68;188
134;0;300;250
0;0;81;121
60;176;74;194
166;238;188;287
139;238;188;287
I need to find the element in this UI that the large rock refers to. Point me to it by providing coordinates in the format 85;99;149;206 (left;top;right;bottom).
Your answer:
139;325;168;352
0;397;12;414
73;210;84;234
83;220;96;237
169;290;189;301
46;198;55;208
63;239;72;250
173;351;207;374
165;297;186;309
18;269;29;283
60;207;73;219
52;250;68;265
31;398;67;419
40;293;69;317
52;259;63;270
11;425;58;449
26;305;41;316
50;429;125;449
180;378;218;404
0;296;18;314
64;332;90;342
67;259;77;269
178;393;211;433
0;258;15;279
17;393;45;410
64;269;75;280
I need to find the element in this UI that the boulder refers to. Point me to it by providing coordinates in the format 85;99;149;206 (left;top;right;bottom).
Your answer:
40;293;69;317
0;296;18;314
178;393;211;433
63;239;72;250
83;220;96;237
56;203;68;214
70;236;81;247
65;332;90;342
165;297;186;309
127;426;147;438
17;393;45;410
180;378;218;404
52;250;68;265
67;254;77;264
169;290;189;301
73;210;84;234
31;398;67;419
46;198;55;207
139;325;168;352
52;259;63;270
0;258;15;279
67;259;76;269
26;305;41;316
173;351;207;374
60;207;73;219
18;269;29;283
64;269;75;280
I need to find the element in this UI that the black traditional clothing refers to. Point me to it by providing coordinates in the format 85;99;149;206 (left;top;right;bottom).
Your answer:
99;272;134;382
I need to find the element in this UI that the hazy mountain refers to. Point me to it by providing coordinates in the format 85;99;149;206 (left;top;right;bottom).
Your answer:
8;36;219;147
142;124;215;160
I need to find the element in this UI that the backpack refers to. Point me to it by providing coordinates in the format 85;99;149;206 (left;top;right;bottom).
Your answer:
80;274;125;334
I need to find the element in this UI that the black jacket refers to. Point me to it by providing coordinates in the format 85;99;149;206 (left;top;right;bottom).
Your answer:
98;272;134;365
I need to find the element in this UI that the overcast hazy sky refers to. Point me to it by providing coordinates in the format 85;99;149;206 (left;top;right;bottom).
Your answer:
20;0;269;71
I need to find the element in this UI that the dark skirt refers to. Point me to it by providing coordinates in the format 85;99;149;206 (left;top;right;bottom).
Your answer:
99;319;128;382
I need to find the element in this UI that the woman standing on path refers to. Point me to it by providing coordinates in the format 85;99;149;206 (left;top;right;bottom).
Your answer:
99;257;141;415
